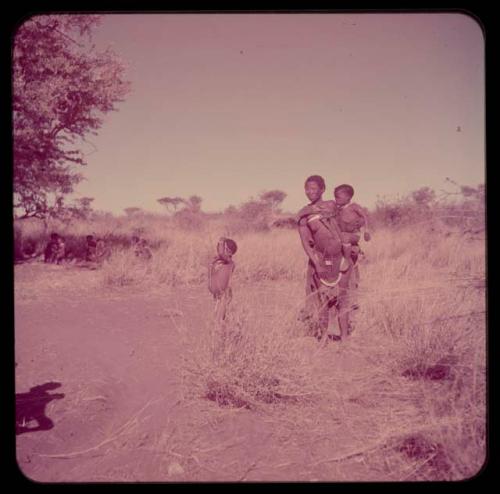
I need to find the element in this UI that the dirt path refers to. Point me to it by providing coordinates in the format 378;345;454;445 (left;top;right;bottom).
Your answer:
15;263;383;482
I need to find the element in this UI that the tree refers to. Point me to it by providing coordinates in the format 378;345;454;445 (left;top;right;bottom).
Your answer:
124;207;143;216
157;196;186;213
259;190;287;212
442;178;485;202
71;196;95;219
13;15;131;218
411;187;436;207
187;195;203;213
238;198;273;231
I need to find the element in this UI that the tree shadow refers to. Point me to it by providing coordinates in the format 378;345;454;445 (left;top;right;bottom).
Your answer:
16;382;65;435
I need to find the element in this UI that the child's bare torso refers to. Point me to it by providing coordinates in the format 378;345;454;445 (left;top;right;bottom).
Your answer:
336;203;365;233
208;256;234;298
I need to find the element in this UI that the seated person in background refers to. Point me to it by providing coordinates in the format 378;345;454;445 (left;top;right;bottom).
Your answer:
85;235;97;262
44;233;60;264
208;237;238;322
95;238;111;263
132;236;153;260
54;236;66;264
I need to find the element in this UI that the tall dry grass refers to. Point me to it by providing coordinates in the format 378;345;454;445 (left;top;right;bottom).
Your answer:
14;207;486;480
98;223;305;288
345;226;486;480
175;220;486;481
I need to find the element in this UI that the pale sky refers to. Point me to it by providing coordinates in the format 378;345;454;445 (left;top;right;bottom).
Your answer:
70;13;484;215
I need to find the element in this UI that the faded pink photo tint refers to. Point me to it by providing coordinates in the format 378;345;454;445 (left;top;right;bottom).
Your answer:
14;12;485;482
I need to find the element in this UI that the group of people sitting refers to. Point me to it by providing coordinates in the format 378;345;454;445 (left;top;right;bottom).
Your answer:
44;233;110;265
208;175;370;342
44;234;152;265
42;229;155;267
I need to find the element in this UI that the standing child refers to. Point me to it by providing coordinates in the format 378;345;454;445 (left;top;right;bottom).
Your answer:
208;237;238;323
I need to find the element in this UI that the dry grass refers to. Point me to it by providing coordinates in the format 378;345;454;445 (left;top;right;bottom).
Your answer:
180;289;326;411
176;221;486;481
15;210;486;481
96;224;305;288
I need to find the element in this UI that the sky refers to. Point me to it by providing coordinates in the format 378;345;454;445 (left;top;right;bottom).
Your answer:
69;12;484;215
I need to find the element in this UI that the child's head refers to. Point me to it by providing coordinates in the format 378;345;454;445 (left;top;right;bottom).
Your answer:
86;235;94;242
334;184;354;206
50;232;59;241
304;175;326;203
217;237;237;258
224;238;237;256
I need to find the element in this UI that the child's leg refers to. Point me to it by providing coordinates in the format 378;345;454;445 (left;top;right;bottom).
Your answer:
337;298;350;340
341;243;354;271
223;287;233;320
350;263;360;290
214;288;232;323
337;274;353;340
214;296;224;323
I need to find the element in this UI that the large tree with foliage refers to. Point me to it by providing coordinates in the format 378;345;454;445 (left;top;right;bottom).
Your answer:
13;14;130;218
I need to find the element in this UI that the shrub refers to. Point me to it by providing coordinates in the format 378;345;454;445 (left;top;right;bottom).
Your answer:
181;298;333;411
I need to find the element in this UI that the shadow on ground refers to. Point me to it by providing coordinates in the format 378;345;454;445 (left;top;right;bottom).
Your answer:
16;382;65;435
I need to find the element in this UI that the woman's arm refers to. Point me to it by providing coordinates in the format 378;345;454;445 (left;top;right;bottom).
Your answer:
298;217;320;268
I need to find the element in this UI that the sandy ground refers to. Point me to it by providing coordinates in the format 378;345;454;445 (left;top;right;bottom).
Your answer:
15;262;395;482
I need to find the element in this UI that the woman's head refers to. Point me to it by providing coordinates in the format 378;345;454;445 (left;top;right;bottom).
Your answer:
304;175;325;203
